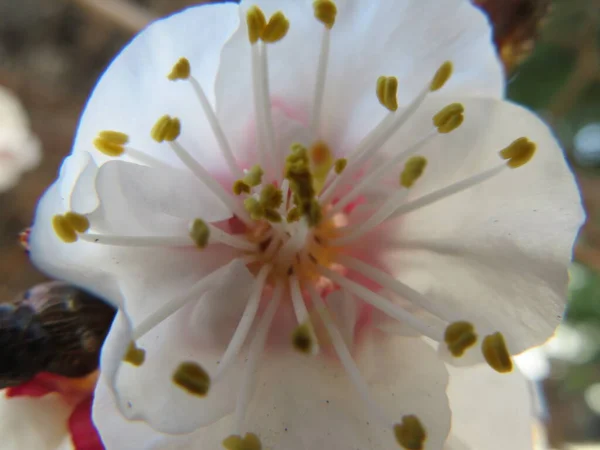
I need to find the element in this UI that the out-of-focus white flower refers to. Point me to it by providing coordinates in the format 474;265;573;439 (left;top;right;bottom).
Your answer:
30;0;583;448
0;390;72;450
0;86;41;192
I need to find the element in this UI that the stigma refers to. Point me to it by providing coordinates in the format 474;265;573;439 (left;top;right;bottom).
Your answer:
51;1;534;447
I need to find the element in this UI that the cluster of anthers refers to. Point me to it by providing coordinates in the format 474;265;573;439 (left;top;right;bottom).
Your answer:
51;1;536;449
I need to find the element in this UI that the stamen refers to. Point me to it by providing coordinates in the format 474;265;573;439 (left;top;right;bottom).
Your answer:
313;0;337;28
317;266;444;341
336;164;507;245
79;233;191;247
430;61;453;92
261;12;290;43
233;280;283;436
94;131;129;157
259;184;283;210
399;156;427;188
213;264;272;383
64;212;90;233
167;57;190;80
311;0;337;137
168;57;242;178
292;322;315;354
123;341;145;366
189;219;210;248
166;136;252;224
244;197;265;220
195;219;257;251
499;137;536;168
150;115;181;143
394;415;427;450
334;158;347;174
334;255;457;321
133;263;245;339
285;145;322;226
432;103;464;134
222;433;262;450
250;41;268;173
244;165;265;187
376;76;399;112
319;81;430;205
246;6;267;44
233;180;251;195
258;44;279;179
172;361;211;397
289;275;319;354
52;215;77;243
308;285;390;426
444;321;478;357
481;332;513;373
326;130;436;218
310;141;334;193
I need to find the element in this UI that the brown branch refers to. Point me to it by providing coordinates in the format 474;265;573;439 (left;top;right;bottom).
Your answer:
68;0;157;34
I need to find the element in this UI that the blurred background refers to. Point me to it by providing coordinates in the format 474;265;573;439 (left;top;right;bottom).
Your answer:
0;0;598;448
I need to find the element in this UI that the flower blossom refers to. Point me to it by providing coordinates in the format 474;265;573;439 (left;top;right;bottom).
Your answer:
0;86;41;192
30;0;583;448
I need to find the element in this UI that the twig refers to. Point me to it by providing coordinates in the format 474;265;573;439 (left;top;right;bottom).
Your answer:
69;0;157;34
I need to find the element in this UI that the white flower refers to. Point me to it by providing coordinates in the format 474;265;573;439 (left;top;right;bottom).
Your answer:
30;0;583;448
0;390;73;450
0;86;41;192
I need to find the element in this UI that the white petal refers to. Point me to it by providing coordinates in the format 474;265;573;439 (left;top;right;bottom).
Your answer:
96;330;449;449
88;161;231;235
30;180;121;302
366;97;583;354
445;364;534;450
217;0;502;159
100;259;255;434
0;391;72;450
73;3;240;174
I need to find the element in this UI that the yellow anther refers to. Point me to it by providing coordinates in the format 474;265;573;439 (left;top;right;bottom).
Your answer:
292;323;314;354
430;61;453;91
52;215;77;243
394;415;427;450
94;131;129;157
438;112;463;133
168;57;191;81
151;115;181;143
223;433;262;450
123;341;145;366
499;137;536;169
244;197;265;221
264;209;282;223
313;0;337;29
286;206;301;223
482;332;513;373
334;158;347;174
444;321;477;357
243;165;264;187
64;212;90;233
261;11;290;43
246;6;267;44
233;180;251;196
172;361;211;397
433;103;464;133
260;184;283;210
376;76;399;112
400;156;427;188
189;219;210;249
